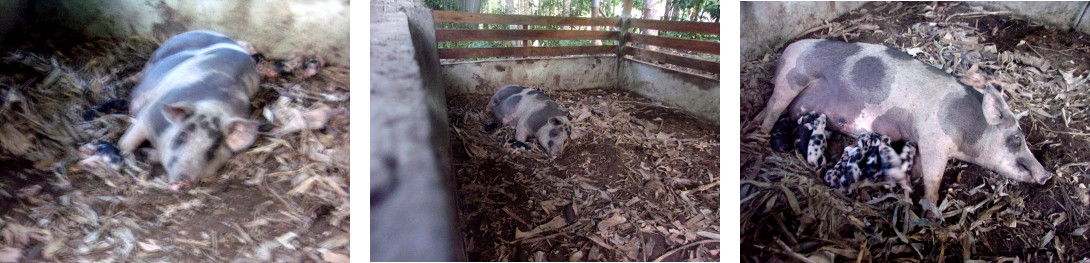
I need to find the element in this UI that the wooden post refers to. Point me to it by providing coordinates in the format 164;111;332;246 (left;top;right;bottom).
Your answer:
616;0;633;87
522;24;530;47
592;0;601;46
617;0;632;56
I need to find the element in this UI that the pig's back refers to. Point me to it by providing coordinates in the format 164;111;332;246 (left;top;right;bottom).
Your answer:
131;32;256;115
783;39;967;141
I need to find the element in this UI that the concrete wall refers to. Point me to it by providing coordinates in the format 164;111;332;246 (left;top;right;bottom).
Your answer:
620;60;720;123
442;57;720;124
370;4;460;262
740;1;865;62
970;2;1087;31
0;0;349;66
441;56;619;95
741;2;1090;63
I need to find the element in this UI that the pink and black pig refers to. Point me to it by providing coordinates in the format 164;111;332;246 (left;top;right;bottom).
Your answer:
118;30;261;189
486;85;571;158
754;39;1051;205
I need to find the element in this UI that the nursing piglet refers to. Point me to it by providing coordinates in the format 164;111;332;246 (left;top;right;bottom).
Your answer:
119;30;261;189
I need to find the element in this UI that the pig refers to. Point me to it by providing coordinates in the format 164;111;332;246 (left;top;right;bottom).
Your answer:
754;39;1051;204
823;131;916;195
877;140;911;194
857;132;883;178
769;115;796;152
830;145;864;192
805;114;828;167
900;141;917;173
795;113;817;155
118;30;261;188
486;85;571;158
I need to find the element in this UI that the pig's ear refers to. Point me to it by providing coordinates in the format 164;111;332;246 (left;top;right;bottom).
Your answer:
225;118;261;152
1014;110;1029;120
981;87;1010;125
571;127;587;139
162;103;195;123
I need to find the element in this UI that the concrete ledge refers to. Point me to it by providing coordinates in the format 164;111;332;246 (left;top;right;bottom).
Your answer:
370;6;457;262
620;59;720;124
969;2;1086;31
0;0;349;66
740;1;865;62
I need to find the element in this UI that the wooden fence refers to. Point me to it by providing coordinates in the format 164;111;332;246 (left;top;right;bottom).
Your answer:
432;8;719;75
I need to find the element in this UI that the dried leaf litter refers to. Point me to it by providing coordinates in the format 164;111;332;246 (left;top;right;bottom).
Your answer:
448;88;720;261
742;2;1090;262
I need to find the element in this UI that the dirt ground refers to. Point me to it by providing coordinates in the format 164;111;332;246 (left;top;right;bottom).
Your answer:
0;33;349;262
448;88;720;261
741;2;1090;262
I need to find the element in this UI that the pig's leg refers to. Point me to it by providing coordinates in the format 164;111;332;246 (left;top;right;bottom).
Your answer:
118;124;148;153
916;150;949;206
503;126;533;153
756;79;816;132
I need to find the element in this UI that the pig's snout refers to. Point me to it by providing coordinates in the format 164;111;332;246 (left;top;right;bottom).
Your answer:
1015;157;1051;185
1036;173;1052;185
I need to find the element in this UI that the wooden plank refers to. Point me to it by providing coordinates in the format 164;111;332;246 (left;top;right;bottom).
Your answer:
623;45;719;73
629;18;719;35
438;46;615;59
628;34;718;54
434;11;619;27
436;29;618;42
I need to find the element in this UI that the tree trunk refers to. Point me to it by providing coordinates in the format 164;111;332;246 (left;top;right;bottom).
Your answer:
664;0;674;21
507;0;518;46
562;0;571;17
641;0;664;50
455;0;482;13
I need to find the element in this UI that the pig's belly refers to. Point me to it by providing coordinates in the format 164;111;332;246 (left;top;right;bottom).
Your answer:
787;83;915;141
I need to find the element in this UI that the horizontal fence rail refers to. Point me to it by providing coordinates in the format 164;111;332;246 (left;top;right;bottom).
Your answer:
622;45;718;73
434;10;619;26
433;10;719;75
626;34;719;54
439;46;616;59
629;18;719;35
436;29;618;42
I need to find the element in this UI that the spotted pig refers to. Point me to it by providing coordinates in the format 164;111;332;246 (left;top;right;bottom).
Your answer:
805;113;828;167
487;85;571;158
118;30;261;188
755;39;1051;205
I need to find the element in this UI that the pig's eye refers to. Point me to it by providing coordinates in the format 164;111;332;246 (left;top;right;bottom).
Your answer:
1007;134;1023;148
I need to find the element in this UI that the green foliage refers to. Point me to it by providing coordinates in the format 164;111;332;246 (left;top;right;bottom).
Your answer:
661;31;718;42
433;0;717;58
424;0;459;11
